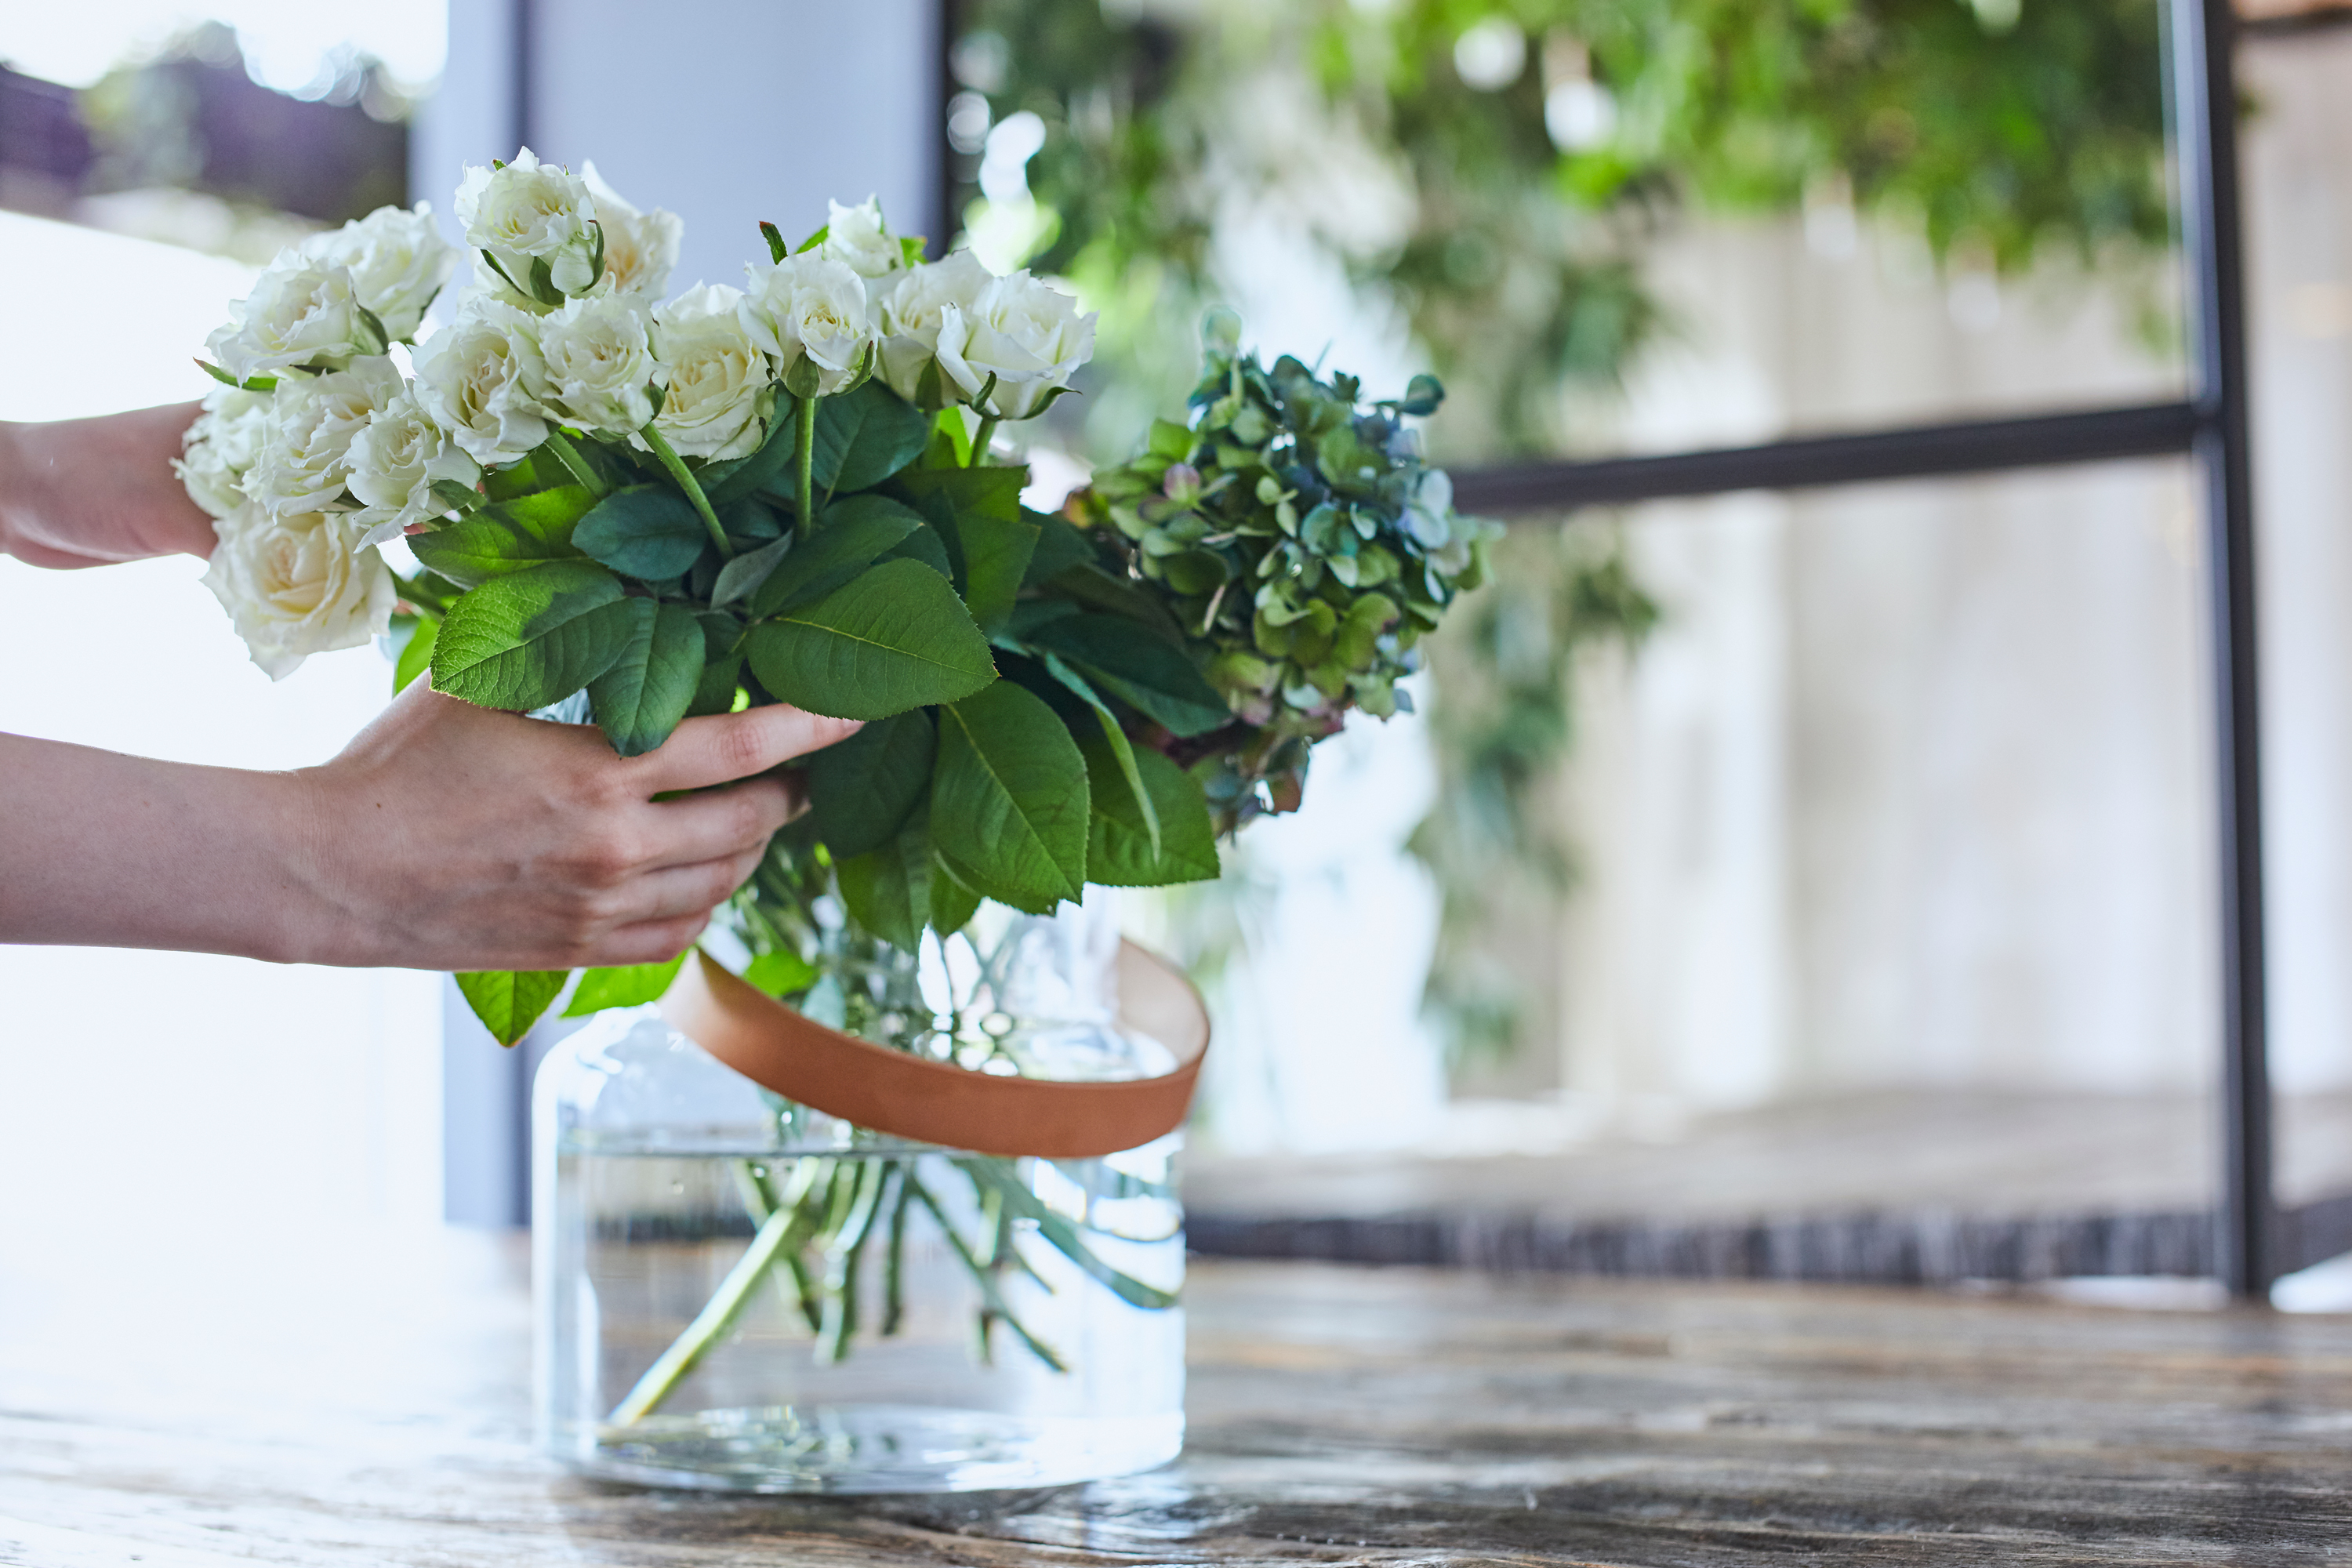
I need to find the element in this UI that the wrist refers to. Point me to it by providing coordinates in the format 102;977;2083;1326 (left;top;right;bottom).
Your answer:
262;763;374;967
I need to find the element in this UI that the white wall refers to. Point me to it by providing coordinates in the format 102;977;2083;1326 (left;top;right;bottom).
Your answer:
413;0;942;288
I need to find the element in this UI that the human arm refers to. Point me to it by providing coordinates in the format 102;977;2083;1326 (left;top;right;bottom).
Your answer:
0;682;860;970
0;402;217;568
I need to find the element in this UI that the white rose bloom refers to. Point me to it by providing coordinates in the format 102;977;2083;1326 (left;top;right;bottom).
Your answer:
246;357;406;517
347;389;481;546
205;253;381;380
648;283;771;460
583;162;683;297
873;249;994;405
173;385;275;519
202;502;396;681
738;253;871;396
454;147;601;301
935;270;1097;419
412;298;554;466
300;202;457;341
818;195;903;281
539;290;662;435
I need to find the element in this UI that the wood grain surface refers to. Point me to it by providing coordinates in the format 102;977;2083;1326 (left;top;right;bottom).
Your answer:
3;1229;2348;1565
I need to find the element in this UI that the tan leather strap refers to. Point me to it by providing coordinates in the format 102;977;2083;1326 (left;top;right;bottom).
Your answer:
659;945;1210;1160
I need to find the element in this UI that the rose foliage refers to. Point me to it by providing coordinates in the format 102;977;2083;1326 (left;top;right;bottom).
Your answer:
183;150;1488;1047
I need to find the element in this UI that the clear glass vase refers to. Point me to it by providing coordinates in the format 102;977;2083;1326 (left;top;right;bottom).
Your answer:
532;900;1186;1493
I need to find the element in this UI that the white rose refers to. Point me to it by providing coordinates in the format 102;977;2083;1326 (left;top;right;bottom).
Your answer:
246;357;406;517
173;385;274;519
205;253;383;380
873;249;994;405
347;389;480;546
819;195;903;281
737;253;871;397
538;290;662;435
583;162;683;297
648;283;771;460
411;298;554;466
935;270;1096;419
454;147;600;302
202;502;395;681
300;202;457;342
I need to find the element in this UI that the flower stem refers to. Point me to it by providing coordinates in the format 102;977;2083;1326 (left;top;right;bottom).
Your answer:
640;423;734;561
969;416;1000;467
604;1196;799;1428
794;393;818;533
394;575;448;621
541;428;608;499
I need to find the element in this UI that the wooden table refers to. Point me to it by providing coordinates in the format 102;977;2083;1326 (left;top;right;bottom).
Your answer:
3;1228;2348;1565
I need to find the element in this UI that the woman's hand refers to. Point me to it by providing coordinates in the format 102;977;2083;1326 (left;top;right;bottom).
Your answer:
0;403;218;568
0;684;860;971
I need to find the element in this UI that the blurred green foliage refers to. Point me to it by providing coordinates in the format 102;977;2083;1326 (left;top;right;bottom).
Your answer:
956;0;2171;1068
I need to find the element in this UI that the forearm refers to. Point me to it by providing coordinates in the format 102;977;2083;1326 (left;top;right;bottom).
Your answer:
0;732;331;963
0;403;218;568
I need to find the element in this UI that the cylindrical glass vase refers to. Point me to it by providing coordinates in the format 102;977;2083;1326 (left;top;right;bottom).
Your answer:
532;902;1185;1493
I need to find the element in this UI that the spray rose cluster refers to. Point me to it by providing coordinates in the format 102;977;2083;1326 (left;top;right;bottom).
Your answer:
182;149;1094;679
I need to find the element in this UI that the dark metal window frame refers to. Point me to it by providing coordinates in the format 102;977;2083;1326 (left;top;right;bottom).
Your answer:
1440;0;2296;1298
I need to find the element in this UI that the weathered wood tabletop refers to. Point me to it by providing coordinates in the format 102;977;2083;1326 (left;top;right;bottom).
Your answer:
2;1229;2348;1566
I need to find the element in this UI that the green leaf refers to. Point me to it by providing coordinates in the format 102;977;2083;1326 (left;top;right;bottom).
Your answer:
1025;614;1232;737
893;463;1028;532
879;520;953;579
572;485;710;579
930;681;1089;913
758;220;788;264
586;601;704;757
1082;735;1219;887
481;454;545;500
929;854;982;936
196;359;276;393
430;561;641;710
811;380;933;495
391;614;437;695
455;968;569;1047
835;808;932;951
951;508;1040;633
701;401;798;508
744;559;996;720
1033;651;1158;855
807;709;936;858
408;513;581;588
746;493;922;618
710;534;792;608
742;947;819;996
493;484;599;542
1045;561;1189;642
1023;511;1095;586
563;953;688;1016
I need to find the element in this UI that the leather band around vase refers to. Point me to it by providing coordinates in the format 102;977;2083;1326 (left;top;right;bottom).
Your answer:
659;945;1210;1160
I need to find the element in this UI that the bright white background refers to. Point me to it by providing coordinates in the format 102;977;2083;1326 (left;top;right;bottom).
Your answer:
0;211;443;1253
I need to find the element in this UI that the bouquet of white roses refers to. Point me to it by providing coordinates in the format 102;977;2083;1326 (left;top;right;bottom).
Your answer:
180;148;1492;1385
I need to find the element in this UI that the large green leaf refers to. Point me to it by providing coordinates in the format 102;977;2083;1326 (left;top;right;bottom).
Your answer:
806;709;936;858
949;507;1040;632
572;485;710;579
1033;651;1158;855
408;512;582;588
1024;613;1232;737
493;483;599;542
834;808;932;951
1080;735;1220;887
812;381;932;496
563;953;688;1016
586;601;705;757
930;681;1089;913
746;494;924;618
894;464;1028;531
709;534;791;609
743;559;996;720
430;561;644;710
929;854;982;936
456;968;569;1047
